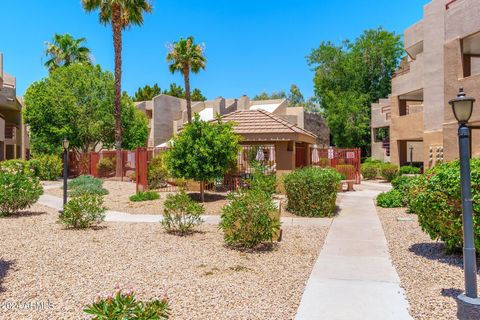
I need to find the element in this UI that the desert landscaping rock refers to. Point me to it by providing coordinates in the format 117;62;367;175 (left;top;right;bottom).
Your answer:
377;206;480;320
0;204;327;319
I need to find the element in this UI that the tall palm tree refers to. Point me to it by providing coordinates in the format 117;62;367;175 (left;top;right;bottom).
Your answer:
82;0;152;177
166;36;206;124
44;33;92;71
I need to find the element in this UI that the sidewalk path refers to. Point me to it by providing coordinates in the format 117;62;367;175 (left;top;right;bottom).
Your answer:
295;183;412;320
37;193;331;227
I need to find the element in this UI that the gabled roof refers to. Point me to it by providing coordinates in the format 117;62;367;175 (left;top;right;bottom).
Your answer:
219;109;317;141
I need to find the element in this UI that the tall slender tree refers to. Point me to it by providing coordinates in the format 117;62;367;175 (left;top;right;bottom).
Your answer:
82;0;152;176
44;33;92;71
166;36;206;124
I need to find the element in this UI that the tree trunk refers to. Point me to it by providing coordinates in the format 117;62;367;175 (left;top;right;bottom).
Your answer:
184;69;192;124
112;7;123;178
200;180;205;203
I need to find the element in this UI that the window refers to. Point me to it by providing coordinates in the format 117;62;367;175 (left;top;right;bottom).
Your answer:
374;127;389;142
462;32;480;78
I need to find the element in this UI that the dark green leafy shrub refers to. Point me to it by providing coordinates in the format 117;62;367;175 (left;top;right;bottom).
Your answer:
97;157;115;178
31;154;63;180
59;194;106;228
84;286;170;319
361;163;379;180
148;155;170;189
248;164;277;195
400;165;420;175
219;188;281;248
380;163;399;182
0;159;34;175
409;159;480;252
161;191;204;235
67;175;108;197
129;191;160;202
376;189;404;208
0;163;43;216
283;167;340;217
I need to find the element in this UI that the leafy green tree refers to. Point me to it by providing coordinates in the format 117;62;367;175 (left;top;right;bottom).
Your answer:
44;33;92;72
253;90;286;100
191;88;207;101
165;114;240;202
82;0;152;176
288;84;304;106
24;64;147;154
133;83;161;101
307;28;403;156
166;36;207;123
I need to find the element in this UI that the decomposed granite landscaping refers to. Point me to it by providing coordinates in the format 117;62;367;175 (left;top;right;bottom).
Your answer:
377;206;480;320
0;204;328;320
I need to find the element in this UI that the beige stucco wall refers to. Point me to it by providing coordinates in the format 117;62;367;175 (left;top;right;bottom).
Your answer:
404;20;424;51
392;53;424;95
151;95;186;146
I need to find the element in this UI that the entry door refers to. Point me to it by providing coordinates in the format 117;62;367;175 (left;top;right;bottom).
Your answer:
295;145;307;168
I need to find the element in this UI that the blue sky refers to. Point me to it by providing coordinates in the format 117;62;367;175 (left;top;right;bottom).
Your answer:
3;0;429;100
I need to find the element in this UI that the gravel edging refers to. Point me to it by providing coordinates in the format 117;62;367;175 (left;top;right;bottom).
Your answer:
376;206;480;320
0;204;328;319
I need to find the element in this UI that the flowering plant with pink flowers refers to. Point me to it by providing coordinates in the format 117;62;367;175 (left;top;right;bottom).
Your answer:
84;285;170;319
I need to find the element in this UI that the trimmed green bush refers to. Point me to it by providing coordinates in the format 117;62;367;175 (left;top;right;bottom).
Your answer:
67;175;108;197
0;162;43;216
376;189;404;208
409;159;480;252
0;159;34;175
129;190;160;202
219;188;280;248
248;164;277;196
84;286;170;319
361;163;379;180
97;157;115;178
380;163;399;182
59;194;106;228
161;191;204;235
147;154;169;189
400;165;420;175
31;154;63;180
283;167;341;217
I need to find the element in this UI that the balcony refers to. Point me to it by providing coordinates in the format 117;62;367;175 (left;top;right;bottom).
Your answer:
392;53;424;95
404;20;424;58
391;111;424;141
4;124;20;145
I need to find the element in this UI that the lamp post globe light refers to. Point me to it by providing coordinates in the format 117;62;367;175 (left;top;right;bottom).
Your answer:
449;88;480;318
61;137;69;213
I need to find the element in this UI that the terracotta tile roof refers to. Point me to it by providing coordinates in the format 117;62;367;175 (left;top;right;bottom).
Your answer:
219;109;317;139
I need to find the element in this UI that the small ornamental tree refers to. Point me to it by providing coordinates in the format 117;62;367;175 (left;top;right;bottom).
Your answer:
165;114;241;202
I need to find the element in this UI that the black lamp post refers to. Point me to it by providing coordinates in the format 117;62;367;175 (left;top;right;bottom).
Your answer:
449;88;480;318
61;138;69;212
409;145;414;167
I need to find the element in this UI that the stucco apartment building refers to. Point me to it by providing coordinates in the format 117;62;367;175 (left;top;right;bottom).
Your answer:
135;94;329;149
371;0;480;169
0;53;29;161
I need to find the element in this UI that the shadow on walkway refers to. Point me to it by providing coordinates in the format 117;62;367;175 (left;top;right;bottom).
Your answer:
409;242;465;269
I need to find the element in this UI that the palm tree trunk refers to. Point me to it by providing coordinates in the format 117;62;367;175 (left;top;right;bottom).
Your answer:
184;69;192;124
112;7;123;178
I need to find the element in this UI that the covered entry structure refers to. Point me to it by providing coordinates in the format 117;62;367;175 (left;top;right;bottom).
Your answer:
219;109;318;178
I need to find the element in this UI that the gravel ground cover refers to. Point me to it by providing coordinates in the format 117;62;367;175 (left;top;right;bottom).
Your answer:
377;206;480;320
44;180;299;217
0;204;327;319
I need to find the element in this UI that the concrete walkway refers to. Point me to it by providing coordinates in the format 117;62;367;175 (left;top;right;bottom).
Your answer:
37;193;331;227
295;184;412;320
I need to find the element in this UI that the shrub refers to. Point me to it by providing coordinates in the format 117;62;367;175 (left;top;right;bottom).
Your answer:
59;194;106;228
376;189;404;208
147;155;169;189
129;191;160;202
0;164;43;216
283;167;340;217
318;158;330;167
380;163;399;182
336;164;355;181
97;157;115;178
399;165;420;175
219;188;281;248
161;191;204;235
31;154;63;180
67;175;108;197
409;159;480;252
247;164;277;196
84;286;170;319
0;159;34;175
361;163;379;180
363;157;383;164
